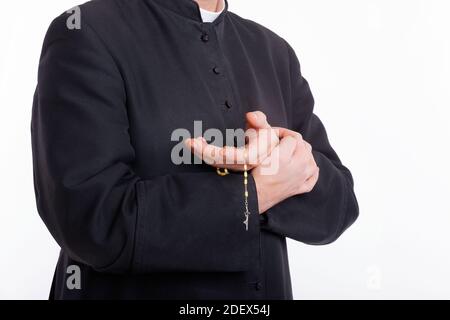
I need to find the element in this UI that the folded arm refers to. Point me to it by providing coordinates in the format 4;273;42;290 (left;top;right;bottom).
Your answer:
32;15;259;274
258;41;359;245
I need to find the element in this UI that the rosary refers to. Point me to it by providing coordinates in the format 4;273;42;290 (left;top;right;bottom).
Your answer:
216;150;251;231
242;161;251;231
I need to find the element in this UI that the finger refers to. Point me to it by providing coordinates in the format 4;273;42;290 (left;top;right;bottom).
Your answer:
189;139;249;169
185;138;202;154
292;139;307;159
273;127;303;141
221;145;245;166
187;138;208;164
187;137;204;158
188;138;221;165
278;136;297;159
304;141;313;153
305;158;318;178
300;167;320;193
244;131;276;165
184;138;194;149
246;111;271;129
245;127;258;142
220;145;255;166
190;130;279;168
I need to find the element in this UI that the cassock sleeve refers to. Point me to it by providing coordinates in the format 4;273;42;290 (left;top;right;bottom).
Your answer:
259;41;359;245
31;16;260;274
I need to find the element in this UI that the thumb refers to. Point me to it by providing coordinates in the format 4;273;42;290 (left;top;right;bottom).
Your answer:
246;111;271;129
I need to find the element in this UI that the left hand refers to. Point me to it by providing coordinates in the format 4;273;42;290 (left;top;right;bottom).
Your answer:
185;111;279;171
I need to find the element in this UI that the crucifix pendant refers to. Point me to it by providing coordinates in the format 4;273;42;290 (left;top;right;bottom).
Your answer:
243;211;250;231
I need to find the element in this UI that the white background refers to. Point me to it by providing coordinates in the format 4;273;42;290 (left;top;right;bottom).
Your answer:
1;0;449;300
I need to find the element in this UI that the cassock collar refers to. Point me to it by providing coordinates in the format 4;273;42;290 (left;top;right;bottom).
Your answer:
150;0;229;24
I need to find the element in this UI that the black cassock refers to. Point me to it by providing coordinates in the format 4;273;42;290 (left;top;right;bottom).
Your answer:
31;0;359;300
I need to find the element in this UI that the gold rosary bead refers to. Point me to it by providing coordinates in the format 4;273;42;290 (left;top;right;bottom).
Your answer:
216;168;229;176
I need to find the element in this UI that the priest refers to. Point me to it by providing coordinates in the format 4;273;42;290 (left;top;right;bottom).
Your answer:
31;0;359;300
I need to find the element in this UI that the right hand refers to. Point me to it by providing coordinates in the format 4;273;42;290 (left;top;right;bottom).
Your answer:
252;129;320;214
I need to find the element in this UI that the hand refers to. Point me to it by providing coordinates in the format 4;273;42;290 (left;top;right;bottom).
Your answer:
252;129;320;214
185;111;279;171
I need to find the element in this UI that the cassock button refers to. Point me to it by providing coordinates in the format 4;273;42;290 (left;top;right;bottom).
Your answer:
213;66;221;75
255;282;263;291
201;33;209;42
225;100;233;109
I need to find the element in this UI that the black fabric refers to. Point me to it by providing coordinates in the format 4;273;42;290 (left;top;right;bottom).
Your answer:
31;0;358;300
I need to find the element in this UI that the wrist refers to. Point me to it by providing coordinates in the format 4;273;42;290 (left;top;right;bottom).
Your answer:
252;175;288;214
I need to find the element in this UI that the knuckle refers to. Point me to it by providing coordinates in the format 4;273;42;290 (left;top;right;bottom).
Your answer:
284;136;297;147
305;142;312;150
285;135;296;142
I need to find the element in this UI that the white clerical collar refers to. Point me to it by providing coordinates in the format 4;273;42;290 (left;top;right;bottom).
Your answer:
198;0;225;23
